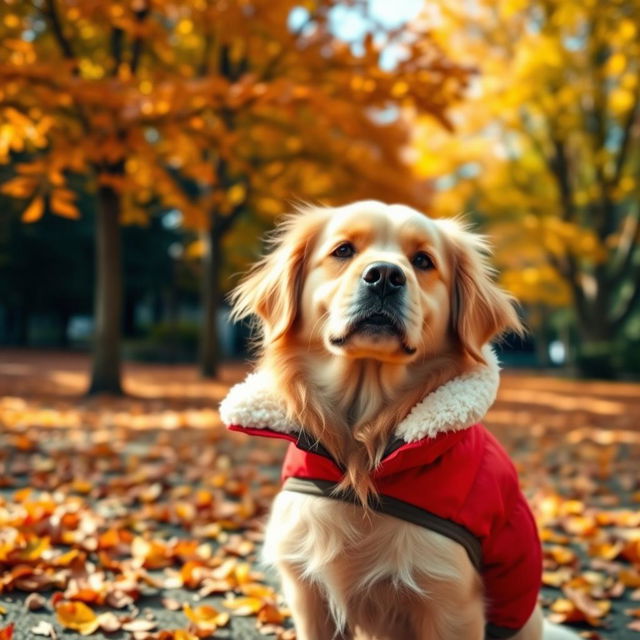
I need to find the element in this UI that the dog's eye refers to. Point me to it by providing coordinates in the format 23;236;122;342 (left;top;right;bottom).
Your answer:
332;242;355;259
411;251;435;270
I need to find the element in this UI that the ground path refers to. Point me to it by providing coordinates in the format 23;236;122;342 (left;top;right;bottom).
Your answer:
0;350;639;639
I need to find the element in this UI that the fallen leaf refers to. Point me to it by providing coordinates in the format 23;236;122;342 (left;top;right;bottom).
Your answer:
223;596;265;616
546;545;578;566
55;601;100;635
258;603;285;624
588;541;623;561
0;624;14;640
25;592;47;611
620;569;640;588
121;619;157;632
162;597;182;611
98;611;122;633
183;603;230;630
105;590;135;609
30;621;58;638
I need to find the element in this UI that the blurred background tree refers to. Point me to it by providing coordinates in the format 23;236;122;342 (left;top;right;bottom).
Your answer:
414;0;640;377
0;0;466;392
2;0;639;384
174;2;467;378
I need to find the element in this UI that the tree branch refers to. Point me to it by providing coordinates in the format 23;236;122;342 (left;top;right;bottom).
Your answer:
110;27;125;74
612;261;640;330
35;4;93;133
609;209;640;282
216;199;248;236
130;3;150;74
612;76;640;185
198;33;214;77
548;135;576;222
43;0;76;62
520;110;577;221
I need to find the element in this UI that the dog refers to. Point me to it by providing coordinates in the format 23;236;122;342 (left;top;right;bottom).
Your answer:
220;201;579;640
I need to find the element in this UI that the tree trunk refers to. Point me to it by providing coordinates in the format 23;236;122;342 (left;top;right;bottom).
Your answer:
58;309;70;347
7;305;29;346
575;319;617;380
199;226;221;378
123;294;137;338
88;181;123;394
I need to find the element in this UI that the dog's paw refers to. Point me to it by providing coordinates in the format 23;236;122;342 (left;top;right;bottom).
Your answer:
542;619;582;640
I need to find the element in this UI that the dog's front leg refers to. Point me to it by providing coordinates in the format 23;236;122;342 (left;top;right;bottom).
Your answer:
511;606;543;640
278;562;345;640
515;606;580;640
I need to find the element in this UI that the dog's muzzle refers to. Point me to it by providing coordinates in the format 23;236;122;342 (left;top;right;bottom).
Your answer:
329;262;416;355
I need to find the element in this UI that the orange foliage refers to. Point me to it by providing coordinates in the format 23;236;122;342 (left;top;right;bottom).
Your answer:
0;0;468;229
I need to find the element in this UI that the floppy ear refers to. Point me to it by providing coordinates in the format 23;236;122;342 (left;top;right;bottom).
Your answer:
229;209;323;343
439;219;523;363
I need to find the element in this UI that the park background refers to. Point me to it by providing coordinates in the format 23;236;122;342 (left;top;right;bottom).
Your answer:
1;0;640;639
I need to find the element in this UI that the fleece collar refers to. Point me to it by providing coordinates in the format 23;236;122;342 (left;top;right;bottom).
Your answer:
219;346;500;443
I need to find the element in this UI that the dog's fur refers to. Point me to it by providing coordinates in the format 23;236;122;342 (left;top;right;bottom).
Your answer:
230;201;574;640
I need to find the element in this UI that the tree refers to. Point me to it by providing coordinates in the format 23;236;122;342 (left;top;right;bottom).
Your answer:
171;2;469;376
1;0;193;392
0;0;467;387
413;0;640;376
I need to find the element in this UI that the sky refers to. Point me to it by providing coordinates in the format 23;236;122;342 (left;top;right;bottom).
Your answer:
331;0;424;40
289;0;424;70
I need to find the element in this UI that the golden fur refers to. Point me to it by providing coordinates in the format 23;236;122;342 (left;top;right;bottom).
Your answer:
230;201;563;640
231;201;521;504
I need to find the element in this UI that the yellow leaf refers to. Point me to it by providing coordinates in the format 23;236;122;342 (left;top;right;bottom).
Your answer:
606;53;626;75
51;189;79;219
0;176;38;198
17;536;50;560
619;18;637;40
620;569;640;588
227;183;246;206
55;601;100;635
258;603;285;624
222;596;264;616
16;161;46;176
610;88;635;115
391;80;409;97
22;196;44;223
183;603;229;629
184;239;205;260
240;583;277;598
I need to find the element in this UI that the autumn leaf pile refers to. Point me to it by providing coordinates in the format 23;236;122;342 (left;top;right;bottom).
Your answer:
490;374;640;638
1;357;640;638
0;373;293;639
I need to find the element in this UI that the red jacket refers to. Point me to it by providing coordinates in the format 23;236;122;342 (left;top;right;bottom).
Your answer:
221;351;542;640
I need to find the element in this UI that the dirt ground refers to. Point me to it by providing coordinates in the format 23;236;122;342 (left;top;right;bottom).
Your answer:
1;349;640;639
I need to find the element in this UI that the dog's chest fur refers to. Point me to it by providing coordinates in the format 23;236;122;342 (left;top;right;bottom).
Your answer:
262;490;482;634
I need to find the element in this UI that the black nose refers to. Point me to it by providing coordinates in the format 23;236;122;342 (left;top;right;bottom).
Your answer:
362;262;406;295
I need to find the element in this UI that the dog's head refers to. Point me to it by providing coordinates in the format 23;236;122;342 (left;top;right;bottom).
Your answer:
231;201;521;365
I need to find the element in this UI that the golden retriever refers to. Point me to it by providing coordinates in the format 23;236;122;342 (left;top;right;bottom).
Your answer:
220;201;578;640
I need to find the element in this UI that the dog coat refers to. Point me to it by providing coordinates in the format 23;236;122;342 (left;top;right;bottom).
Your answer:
220;347;542;639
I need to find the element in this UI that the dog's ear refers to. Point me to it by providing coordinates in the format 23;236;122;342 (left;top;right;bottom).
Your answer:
229;209;323;343
438;219;523;363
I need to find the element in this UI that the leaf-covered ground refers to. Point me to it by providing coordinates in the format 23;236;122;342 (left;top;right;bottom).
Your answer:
0;350;639;640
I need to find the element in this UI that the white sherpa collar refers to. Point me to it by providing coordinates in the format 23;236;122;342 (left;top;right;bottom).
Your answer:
219;346;500;443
